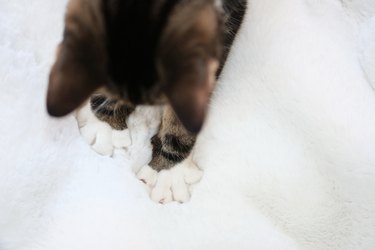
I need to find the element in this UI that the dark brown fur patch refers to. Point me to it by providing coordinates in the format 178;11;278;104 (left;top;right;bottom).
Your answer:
149;106;196;172
90;92;135;130
47;0;107;117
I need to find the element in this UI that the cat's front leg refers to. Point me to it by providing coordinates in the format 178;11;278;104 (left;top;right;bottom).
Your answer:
76;92;135;156
137;106;203;204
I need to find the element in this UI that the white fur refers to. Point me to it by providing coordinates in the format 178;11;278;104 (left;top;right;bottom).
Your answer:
76;102;132;156
214;0;223;10
1;0;375;249
137;156;203;204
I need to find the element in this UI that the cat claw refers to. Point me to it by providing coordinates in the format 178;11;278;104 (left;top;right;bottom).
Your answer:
75;102;132;156
137;158;203;204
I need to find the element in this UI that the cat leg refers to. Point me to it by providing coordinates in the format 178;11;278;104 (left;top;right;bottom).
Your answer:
76;92;135;156
137;106;203;203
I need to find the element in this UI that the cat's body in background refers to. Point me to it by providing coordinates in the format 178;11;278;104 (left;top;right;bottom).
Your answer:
47;0;246;203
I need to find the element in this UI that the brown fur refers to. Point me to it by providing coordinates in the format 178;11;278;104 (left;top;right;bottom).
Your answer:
150;106;196;171
47;0;107;117
90;92;135;130
47;0;246;172
157;0;222;132
47;0;222;132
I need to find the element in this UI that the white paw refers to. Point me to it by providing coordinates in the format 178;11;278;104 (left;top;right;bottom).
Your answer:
75;102;132;156
137;157;203;204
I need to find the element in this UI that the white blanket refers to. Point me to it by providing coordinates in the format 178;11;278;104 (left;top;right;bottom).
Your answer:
1;0;375;249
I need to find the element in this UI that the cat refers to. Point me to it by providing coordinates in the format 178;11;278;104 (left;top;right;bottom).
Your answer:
46;0;247;202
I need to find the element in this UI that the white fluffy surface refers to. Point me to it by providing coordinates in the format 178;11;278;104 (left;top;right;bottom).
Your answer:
1;0;375;249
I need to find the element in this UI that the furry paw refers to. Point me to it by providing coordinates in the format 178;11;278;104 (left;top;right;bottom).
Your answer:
137;157;203;204
75;102;131;156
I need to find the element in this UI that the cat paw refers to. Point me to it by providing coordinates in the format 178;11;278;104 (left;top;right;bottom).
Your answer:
137;158;203;204
75;102;131;156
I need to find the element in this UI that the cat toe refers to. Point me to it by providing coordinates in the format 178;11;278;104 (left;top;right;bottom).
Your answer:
171;169;190;203
112;129;131;148
91;124;114;156
137;165;158;188
173;159;202;202
79;120;97;145
151;171;173;204
75;103;91;128
183;164;203;185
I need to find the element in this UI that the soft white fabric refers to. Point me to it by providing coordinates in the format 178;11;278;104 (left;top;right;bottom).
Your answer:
0;0;375;249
